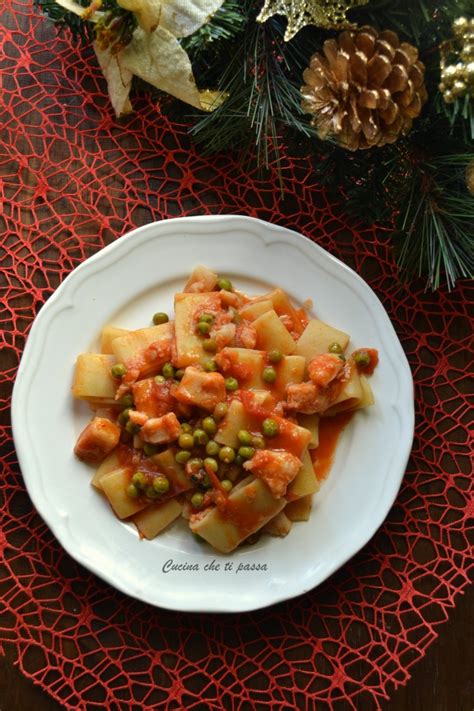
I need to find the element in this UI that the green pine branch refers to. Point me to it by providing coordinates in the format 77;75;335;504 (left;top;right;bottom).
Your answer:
34;0;474;289
395;153;474;289
181;0;246;61
34;0;95;42
34;0;134;44
309;135;474;289
189;6;320;177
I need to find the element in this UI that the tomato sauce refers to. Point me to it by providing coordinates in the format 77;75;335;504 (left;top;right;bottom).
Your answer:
238;391;308;456
115;444;189;500
216;487;274;534
352;348;379;375
271;367;292;404
310;411;354;481
292;307;309;336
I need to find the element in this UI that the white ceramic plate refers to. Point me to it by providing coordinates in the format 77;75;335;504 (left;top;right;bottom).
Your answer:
12;215;413;613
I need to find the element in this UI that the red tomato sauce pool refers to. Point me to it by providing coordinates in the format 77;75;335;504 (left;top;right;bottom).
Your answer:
311;411;354;481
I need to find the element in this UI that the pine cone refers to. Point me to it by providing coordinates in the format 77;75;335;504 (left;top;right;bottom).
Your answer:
301;26;428;150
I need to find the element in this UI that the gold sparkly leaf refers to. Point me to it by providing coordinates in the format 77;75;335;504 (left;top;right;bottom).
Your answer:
257;0;369;42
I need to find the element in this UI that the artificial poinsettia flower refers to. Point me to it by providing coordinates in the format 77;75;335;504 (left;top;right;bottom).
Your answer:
115;0;162;32
55;0;225;116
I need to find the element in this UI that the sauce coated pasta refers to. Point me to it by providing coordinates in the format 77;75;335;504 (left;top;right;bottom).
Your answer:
72;266;378;552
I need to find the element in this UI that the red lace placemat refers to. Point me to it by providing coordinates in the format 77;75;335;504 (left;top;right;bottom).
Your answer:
1;2;472;709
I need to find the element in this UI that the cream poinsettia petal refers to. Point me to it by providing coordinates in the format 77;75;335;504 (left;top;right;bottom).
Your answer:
116;0;162;32
55;0;101;20
120;26;221;110
158;0;224;38
94;43;133;117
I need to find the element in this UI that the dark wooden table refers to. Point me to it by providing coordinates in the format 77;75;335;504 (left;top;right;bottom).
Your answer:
0;580;472;710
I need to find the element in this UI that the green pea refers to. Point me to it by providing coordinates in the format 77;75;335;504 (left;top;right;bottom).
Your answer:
145;486;160;500
203;358;218;372
262;418;279;437
178;433;194;450
354;351;371;367
237;430;252;445
251;435;265;449
202;417;217;435
126;483;140;499
191;492;204;509
193;429;209;446
118;408;131;426
220;479;233;493
152;475;170;494
162;362;175;379
214;402;228;420
204;457;219;472
201;473;211;489
235;454;244;467
199;313;214;324
217;277;233;291
225;377;238;391
262;366;277;383
219;446;235;464
197;321;211;335
125;420;140;435
143;443;159;457
338;354;346;362
118;394;134;407
238;446;255;460
175;368;185;380
111;363;127;378
152;312;169;325
206;440;220;456
132;471;148;489
154;375;166;384
175;449;192;464
328;342;343;354
180;422;193;434
268;349;283;364
202;338;217;353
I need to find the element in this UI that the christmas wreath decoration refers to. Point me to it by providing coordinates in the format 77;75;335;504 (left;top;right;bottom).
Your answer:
35;0;474;290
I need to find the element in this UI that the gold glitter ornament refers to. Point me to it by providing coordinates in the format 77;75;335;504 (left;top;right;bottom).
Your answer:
257;0;369;42
453;16;469;37
439;16;474;103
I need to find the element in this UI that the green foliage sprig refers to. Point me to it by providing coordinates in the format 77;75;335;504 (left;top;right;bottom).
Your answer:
181;0;246;60
35;0;474;289
34;0;94;41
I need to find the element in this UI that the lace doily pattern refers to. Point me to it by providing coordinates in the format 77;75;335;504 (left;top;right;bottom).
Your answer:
0;2;472;709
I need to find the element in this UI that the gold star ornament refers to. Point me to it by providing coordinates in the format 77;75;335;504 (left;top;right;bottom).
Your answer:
257;0;369;41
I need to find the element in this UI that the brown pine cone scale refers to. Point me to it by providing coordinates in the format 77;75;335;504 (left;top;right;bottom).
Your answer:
302;26;428;150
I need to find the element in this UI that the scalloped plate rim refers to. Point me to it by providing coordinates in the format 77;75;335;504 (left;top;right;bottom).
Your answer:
12;215;414;613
